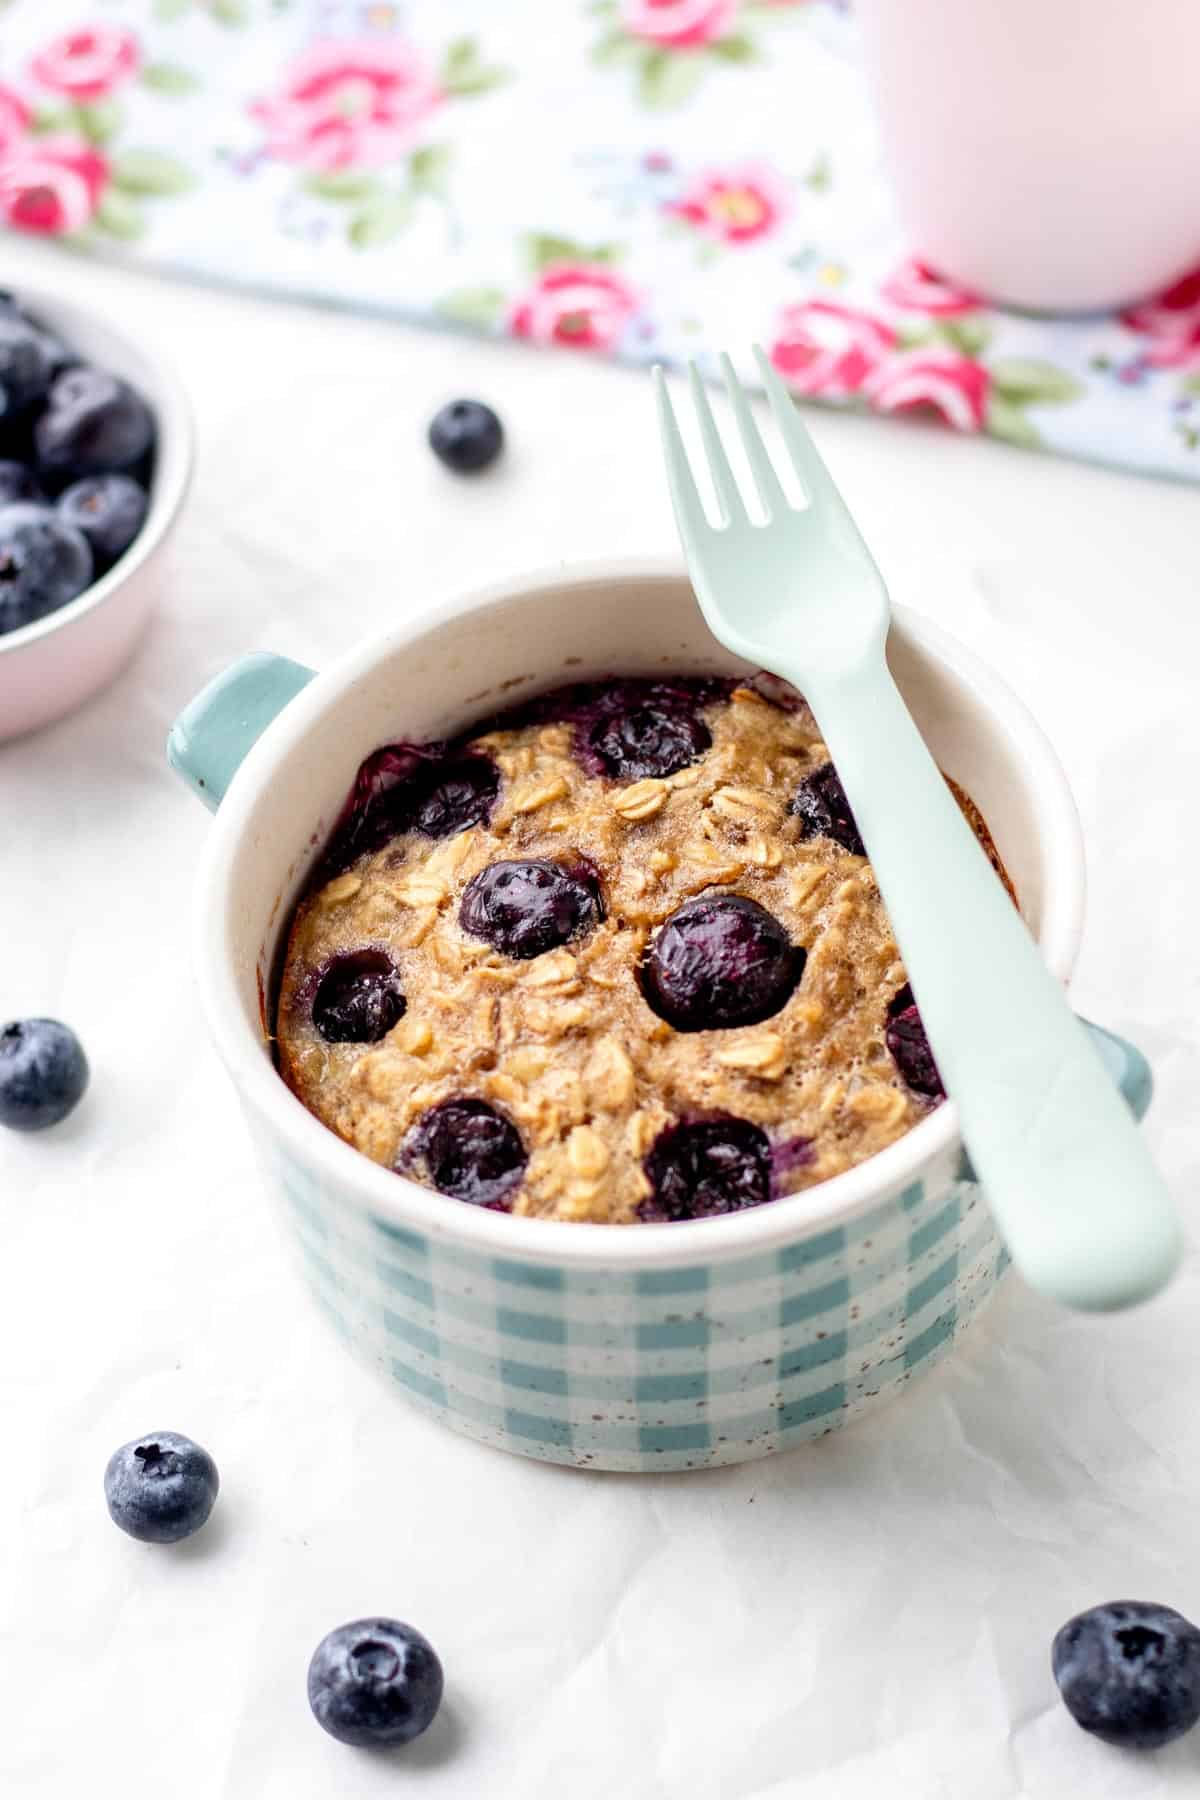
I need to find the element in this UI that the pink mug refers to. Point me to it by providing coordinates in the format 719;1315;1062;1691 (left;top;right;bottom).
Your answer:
856;0;1200;313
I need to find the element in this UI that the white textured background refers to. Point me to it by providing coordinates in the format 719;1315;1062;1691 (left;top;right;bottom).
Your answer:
2;237;1199;1798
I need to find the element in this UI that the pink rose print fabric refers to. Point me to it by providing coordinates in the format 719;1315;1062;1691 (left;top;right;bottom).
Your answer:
619;0;739;48
510;263;640;351
249;39;443;173
30;27;140;100
0;0;1196;478
0;136;110;236
666;166;787;245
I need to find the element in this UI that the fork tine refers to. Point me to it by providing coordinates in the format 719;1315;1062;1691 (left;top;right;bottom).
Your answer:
752;343;864;538
653;366;710;548
718;351;787;520
686;360;745;526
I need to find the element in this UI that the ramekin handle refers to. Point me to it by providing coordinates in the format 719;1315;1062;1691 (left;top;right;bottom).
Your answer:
167;651;315;812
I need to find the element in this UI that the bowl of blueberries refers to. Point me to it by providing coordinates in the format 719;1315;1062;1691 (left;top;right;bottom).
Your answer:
0;285;192;741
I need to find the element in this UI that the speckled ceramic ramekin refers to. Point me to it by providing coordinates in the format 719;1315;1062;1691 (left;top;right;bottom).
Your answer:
170;560;1149;1471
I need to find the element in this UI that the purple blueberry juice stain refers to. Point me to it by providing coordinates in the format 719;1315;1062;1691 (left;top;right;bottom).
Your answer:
640;1117;772;1221
886;983;944;1099
641;895;805;1032
770;1132;816;1192
398;1098;527;1208
323;746;498;875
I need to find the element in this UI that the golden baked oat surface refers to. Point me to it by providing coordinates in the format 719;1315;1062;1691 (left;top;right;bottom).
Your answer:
276;678;1010;1224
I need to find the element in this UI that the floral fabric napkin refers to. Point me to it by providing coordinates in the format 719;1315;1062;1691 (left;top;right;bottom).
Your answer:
1;0;1197;480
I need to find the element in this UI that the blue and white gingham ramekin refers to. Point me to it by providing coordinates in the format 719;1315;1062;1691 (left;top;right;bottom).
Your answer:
171;561;1148;1472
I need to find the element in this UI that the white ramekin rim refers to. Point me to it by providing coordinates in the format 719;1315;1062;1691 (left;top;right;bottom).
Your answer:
194;555;1086;1269
0;283;194;657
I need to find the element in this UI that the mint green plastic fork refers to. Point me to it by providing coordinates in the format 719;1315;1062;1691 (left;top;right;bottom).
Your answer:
654;348;1181;1312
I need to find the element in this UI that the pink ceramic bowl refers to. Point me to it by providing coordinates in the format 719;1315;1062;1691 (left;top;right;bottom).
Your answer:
0;286;193;742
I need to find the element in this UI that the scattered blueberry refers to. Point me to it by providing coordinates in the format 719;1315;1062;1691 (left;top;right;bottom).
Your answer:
312;950;406;1044
428;398;504;474
886;984;944;1099
58;472;148;571
103;1432;219;1544
0;503;92;635
0;1017;89;1130
308;1618;444;1748
0;459;42;506
642;1117;771;1221
1052;1602;1200;1750
460;858;604;960
399;1097;526;1208
325;746;498;873
585;698;712;783
35;365;155;488
0;312;55;428
791;761;865;856
641;895;805;1032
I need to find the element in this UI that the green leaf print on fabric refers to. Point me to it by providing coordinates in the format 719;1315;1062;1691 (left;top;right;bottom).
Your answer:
348;191;416;249
708;35;758;63
938;317;992;358
155;0;249;18
437;287;508;328
140;63;203;96
28;100;74;134
76;98;124;147
439;38;509;97
110;150;195;196
590;32;646;67
526;233;622;273
989;359;1083;405
410;145;452;198
93;189;145;240
985;396;1043;448
638;49;707;110
302;171;380;202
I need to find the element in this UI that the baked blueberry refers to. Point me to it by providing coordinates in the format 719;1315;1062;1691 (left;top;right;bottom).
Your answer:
103;1432;219;1544
326;746;498;872
641;895;804;1032
34;366;155;488
568;678;726;782
0;503;92;635
1052;1601;1200;1750
399;1098;526;1207
0;1017;89;1131
0;459;42;506
312;950;405;1044
308;1618;444;1748
410;753;499;839
791;761;864;856
428;398;503;473
886;984;944;1098
585;699;711;782
460;858;603;960
58;473;147;571
642;1117;772;1221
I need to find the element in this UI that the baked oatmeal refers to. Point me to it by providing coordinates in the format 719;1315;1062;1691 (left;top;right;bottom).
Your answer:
276;677;1013;1224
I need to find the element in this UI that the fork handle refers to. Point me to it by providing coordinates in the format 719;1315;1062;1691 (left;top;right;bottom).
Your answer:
800;658;1181;1312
